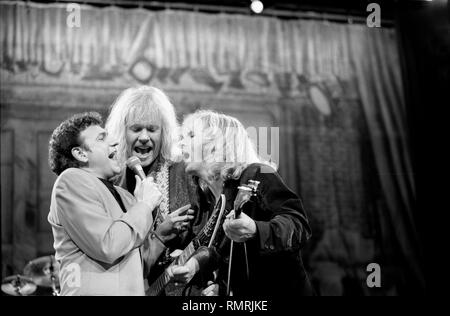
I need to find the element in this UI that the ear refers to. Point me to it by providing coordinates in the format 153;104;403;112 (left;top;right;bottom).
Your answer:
71;147;88;163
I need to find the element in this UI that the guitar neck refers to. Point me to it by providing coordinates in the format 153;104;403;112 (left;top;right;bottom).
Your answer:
147;195;225;296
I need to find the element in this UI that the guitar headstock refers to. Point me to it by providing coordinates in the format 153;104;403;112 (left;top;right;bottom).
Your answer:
234;180;260;217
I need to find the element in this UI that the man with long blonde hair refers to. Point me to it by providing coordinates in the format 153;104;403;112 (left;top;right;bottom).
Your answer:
179;110;315;296
105;86;201;295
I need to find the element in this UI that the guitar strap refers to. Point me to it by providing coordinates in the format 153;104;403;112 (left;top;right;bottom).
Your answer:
226;184;256;295
226;238;250;295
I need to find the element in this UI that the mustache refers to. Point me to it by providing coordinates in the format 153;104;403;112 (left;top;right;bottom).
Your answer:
132;140;153;147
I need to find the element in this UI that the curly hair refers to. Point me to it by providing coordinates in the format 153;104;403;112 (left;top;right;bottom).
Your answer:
105;86;180;167
48;112;103;175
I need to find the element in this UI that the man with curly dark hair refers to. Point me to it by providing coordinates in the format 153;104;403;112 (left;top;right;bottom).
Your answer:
48;112;103;175
47;112;163;295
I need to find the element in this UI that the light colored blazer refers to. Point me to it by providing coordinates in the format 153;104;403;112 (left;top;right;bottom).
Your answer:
47;168;153;296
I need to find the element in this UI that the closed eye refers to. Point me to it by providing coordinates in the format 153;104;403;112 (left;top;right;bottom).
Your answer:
130;126;142;133
97;132;107;141
148;125;160;133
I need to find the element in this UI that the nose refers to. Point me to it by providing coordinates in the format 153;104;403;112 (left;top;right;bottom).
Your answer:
138;130;150;145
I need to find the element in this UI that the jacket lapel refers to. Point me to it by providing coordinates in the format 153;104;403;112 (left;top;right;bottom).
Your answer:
92;176;128;218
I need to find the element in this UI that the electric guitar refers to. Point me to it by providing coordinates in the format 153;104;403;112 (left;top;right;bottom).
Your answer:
146;180;260;296
146;194;227;296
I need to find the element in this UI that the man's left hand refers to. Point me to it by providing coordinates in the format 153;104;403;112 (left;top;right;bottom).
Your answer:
223;210;257;243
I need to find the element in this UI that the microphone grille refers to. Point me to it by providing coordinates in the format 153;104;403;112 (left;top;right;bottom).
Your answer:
126;156;141;169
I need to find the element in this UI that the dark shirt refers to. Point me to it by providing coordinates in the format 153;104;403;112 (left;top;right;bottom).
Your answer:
98;178;127;213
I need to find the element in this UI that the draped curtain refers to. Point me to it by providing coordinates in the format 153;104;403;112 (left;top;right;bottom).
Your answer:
0;2;352;91
348;27;424;292
0;1;422;295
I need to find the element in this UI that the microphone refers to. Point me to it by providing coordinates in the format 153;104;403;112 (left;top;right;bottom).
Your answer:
126;156;146;180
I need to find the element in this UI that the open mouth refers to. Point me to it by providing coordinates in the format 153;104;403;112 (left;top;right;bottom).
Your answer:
134;146;152;155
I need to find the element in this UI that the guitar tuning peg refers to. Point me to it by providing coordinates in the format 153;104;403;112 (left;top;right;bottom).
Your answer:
248;180;260;191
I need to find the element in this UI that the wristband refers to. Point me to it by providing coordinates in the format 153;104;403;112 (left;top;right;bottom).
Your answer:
149;230;168;247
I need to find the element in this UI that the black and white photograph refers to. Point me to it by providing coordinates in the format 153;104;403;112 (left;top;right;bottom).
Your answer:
1;0;441;300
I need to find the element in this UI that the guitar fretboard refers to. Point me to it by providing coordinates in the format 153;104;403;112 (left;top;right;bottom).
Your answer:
146;195;225;296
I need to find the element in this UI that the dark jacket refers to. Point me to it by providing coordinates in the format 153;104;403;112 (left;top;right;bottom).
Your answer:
205;163;314;296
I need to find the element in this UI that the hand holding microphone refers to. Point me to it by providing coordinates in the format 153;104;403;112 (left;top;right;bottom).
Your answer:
134;175;162;210
127;156;162;210
127;156;194;242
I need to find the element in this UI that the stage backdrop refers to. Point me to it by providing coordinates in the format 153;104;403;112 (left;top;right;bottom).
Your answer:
0;1;422;295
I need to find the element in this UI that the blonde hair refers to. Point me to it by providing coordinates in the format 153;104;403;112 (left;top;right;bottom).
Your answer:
105;86;179;166
182;110;275;181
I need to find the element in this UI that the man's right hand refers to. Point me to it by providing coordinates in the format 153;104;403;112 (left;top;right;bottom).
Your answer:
156;204;195;243
201;281;219;296
134;175;162;210
168;256;199;285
